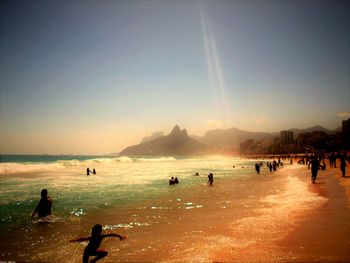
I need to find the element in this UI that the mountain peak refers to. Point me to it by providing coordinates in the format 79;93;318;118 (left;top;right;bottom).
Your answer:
170;125;181;135
120;125;207;155
181;129;188;137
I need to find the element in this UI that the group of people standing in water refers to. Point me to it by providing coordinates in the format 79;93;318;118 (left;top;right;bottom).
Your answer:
169;176;179;185
169;172;214;186
86;167;96;175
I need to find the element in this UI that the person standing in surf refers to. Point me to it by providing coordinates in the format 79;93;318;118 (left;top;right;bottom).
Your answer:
310;156;320;184
208;173;214;186
31;189;52;218
340;155;346;177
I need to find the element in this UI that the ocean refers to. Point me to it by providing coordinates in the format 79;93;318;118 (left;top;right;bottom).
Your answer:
0;155;254;227
0;155;327;262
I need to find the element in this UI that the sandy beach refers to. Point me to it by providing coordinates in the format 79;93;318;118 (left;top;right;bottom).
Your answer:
1;160;349;263
210;164;350;263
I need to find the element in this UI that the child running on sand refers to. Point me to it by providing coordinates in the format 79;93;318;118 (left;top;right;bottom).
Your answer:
70;224;126;263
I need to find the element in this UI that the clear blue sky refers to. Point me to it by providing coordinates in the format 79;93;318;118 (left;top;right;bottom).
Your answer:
1;0;349;154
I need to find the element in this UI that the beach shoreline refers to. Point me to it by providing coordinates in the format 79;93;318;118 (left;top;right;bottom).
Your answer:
210;164;350;263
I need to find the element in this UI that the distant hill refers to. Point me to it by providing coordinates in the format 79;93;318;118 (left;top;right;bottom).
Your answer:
119;124;337;155
120;125;208;156
193;127;274;151
140;131;164;144
190;125;337;152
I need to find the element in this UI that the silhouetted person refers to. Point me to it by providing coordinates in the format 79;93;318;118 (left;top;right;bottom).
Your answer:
169;177;175;185
340;156;346;177
174;177;179;184
310;157;320;184
273;161;277;171
32;189;52;218
70;224;125;263
92;169;96;175
87;168;91;175
194;172;200;176
208;173;214;186
255;163;260;174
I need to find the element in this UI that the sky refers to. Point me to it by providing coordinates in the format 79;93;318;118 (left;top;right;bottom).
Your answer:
1;0;349;155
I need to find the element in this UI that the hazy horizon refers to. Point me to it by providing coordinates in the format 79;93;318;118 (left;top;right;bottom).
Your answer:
0;122;344;155
1;0;349;155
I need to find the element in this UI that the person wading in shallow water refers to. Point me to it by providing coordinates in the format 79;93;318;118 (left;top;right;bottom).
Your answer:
310;156;320;184
70;224;126;263
208;173;214;186
31;189;52;218
340;155;346;177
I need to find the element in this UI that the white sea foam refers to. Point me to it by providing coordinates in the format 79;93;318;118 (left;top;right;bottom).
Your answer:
136;157;176;162
0;156;180;175
0;162;64;175
230;167;328;245
264;175;327;207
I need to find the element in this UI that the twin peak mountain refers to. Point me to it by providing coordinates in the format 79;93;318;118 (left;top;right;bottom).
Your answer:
120;125;207;155
120;124;334;156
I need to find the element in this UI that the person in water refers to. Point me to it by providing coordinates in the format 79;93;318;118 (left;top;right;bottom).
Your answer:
87;168;91;175
255;163;260;174
340;155;346;177
92;168;96;175
70;224;126;263
208;173;214;186
32;189;52;218
310;156;320;184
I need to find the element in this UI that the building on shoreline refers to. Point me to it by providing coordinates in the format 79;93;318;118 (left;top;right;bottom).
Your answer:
280;131;294;148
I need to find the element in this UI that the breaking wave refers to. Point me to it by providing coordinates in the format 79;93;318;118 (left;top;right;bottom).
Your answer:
0;156;177;174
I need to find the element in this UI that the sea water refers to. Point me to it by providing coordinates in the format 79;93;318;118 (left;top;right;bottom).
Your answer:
0;155;327;262
0;155;253;226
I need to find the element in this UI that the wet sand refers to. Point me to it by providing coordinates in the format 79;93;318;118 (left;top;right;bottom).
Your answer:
278;165;350;262
211;165;350;263
1;163;349;262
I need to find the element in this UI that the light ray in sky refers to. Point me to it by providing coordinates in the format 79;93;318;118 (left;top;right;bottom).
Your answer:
200;1;232;126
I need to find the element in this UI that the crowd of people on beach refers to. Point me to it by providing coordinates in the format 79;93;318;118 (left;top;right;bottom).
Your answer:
305;152;348;183
249;152;348;184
